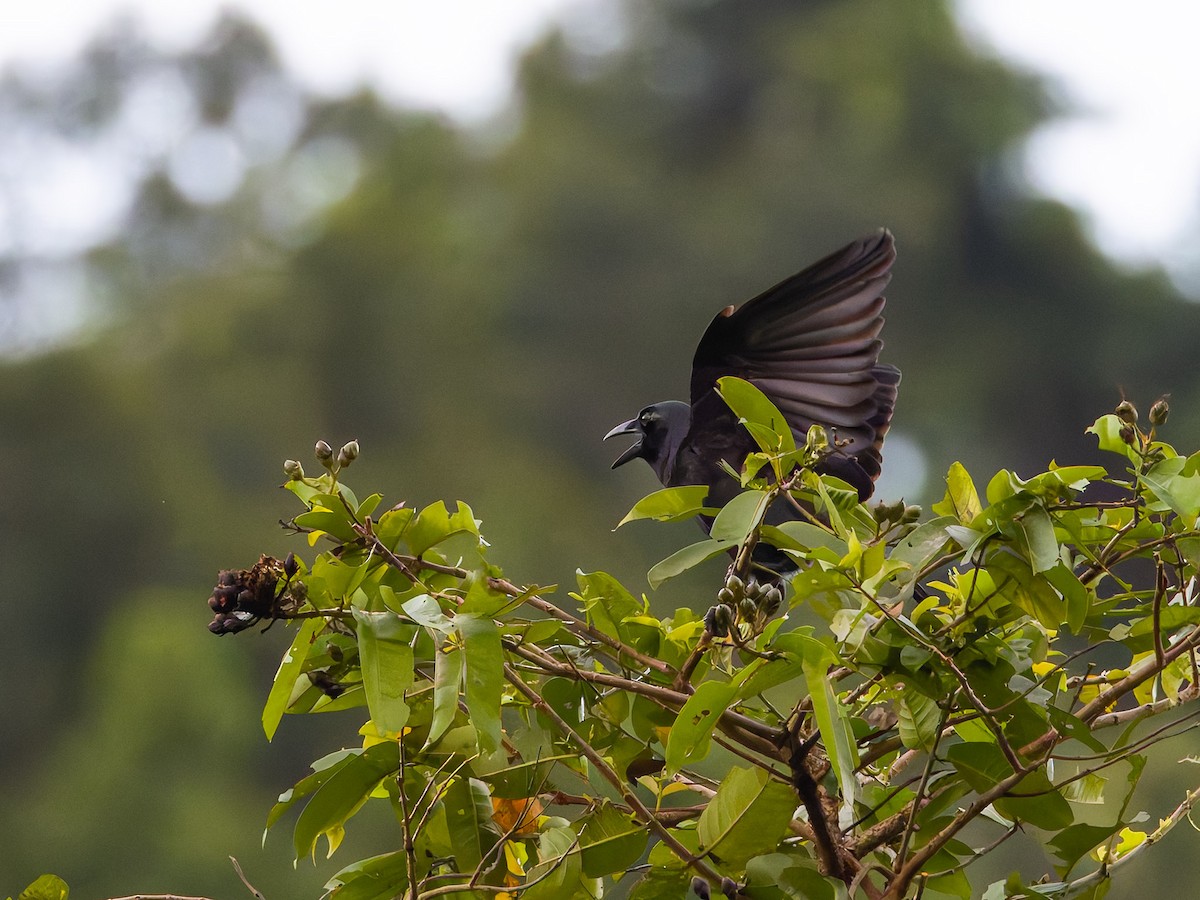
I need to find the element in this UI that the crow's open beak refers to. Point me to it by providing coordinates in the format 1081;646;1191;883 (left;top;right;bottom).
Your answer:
604;419;644;469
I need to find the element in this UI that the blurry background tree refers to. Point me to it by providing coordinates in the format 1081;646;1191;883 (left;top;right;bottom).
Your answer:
1;1;1198;897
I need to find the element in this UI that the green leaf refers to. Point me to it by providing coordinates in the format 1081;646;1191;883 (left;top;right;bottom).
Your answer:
897;686;942;752
889;516;957;571
945;741;1073;830
745;852;839;900
401;594;454;632
1142;457;1200;521
458;614;503;754
523;825;584;900
268;749;358;829
579;802;649;878
16;875;69;900
709;489;773;544
774;631;858;807
444;776;498;873
294;742;400;861
325;850;409;900
1014;504;1059;573
664;679;738;772
697;766;798;867
716;376;797;454
648;538;737;588
263;617;324;740
933;462;982;524
1087;414;1139;461
988;552;1065;629
575;570;643;641
424;644;463;749
295;507;360;543
406;500;480;556
352;609;414;735
1048;822;1125;874
617;485;713;527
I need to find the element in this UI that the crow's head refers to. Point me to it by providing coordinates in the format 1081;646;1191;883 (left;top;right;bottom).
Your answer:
604;401;691;483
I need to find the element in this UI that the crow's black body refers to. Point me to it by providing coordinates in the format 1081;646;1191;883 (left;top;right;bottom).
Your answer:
606;230;900;570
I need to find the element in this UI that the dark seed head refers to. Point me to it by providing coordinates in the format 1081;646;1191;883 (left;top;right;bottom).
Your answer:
1115;400;1138;425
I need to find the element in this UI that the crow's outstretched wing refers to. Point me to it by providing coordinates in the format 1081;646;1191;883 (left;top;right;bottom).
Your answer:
683;229;899;498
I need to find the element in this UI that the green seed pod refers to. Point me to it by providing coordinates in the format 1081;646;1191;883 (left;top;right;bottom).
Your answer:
283;459;305;480
739;597;758;621
716;587;736;605
763;586;783;615
724;574;744;596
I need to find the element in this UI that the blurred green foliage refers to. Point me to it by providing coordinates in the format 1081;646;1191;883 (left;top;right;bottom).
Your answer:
1;1;1198;897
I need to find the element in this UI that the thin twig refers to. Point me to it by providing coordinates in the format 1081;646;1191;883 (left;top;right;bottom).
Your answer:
504;663;726;887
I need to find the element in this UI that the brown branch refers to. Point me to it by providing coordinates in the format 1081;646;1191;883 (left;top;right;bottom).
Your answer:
353;521;675;676
504;639;782;756
504;663;726;887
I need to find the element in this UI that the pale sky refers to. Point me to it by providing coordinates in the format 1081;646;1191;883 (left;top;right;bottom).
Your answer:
2;1;1198;286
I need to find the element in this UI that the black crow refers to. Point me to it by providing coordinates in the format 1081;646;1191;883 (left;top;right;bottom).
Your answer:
605;229;900;568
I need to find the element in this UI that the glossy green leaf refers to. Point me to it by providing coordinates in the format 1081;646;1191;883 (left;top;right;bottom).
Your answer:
424;644;462;749
1014;504;1058;573
263;617;324;740
1087;414;1139;462
774;631;858;807
648;537;737;588
617;485;713;527
744;852;838;900
458;614;503;754
295;507;360;544
523;825;583;900
578;802;648;878
946;741;1073;830
293;741;400;861
444;776;498;873
325;849;409;900
709;489;772;543
15;875;69;900
575;569;643;641
406;500;481;556
716;375;797;454
352;609;414;735
897;686;942;752
933;462;982;524
697;766;798;866
268;749;358;829
664;679;738;772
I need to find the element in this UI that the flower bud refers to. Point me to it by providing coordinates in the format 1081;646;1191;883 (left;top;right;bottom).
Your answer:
724;574;744;596
1119;425;1136;445
314;440;334;462
1149;398;1169;426
1115;400;1138;425
739;597;758;621
716;587;735;605
283;459;305;480
691;877;711;900
339;439;360;463
284;552;299;578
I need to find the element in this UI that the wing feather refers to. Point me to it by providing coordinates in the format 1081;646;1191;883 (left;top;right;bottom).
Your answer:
685;230;900;497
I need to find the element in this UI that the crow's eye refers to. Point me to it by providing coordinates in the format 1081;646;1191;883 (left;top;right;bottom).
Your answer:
639;411;653;425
